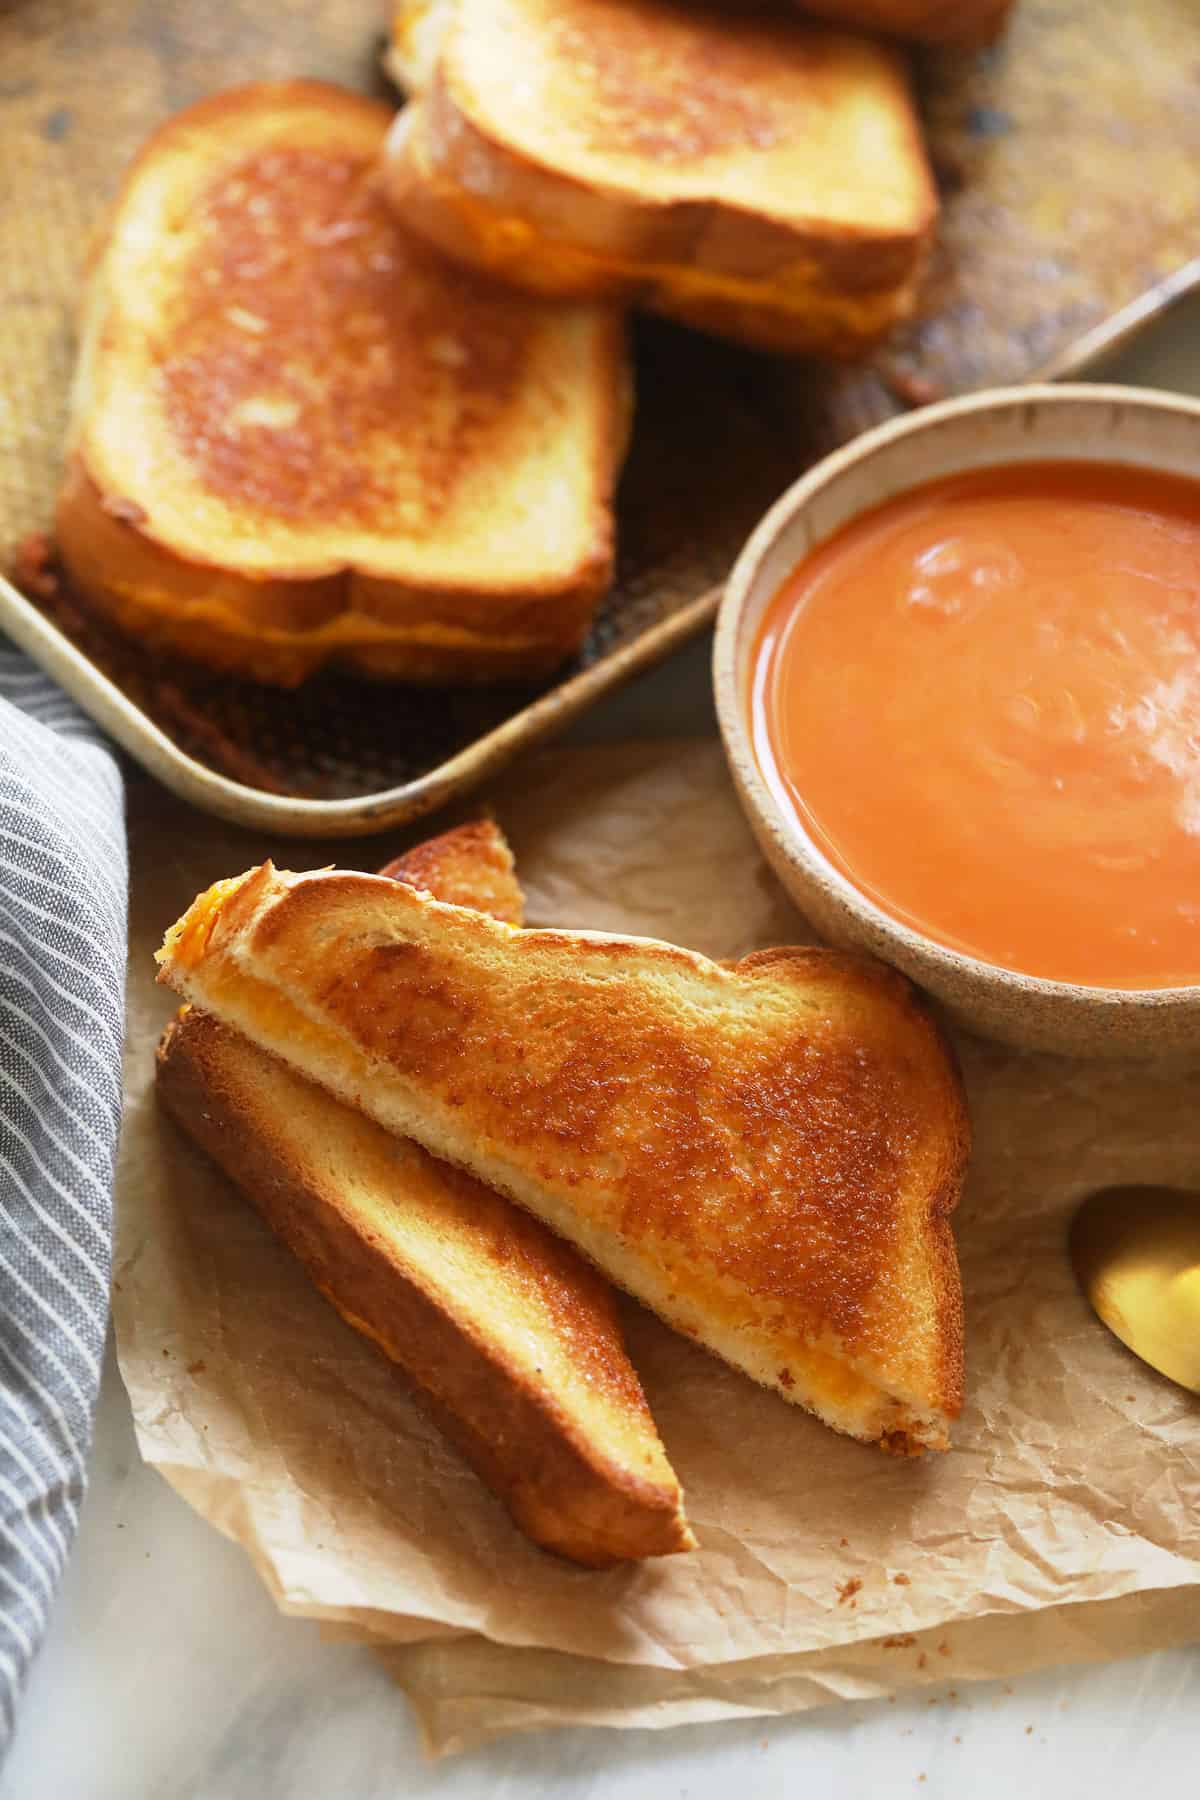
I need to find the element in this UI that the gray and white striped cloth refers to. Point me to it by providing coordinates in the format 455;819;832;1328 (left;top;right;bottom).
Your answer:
0;645;125;1750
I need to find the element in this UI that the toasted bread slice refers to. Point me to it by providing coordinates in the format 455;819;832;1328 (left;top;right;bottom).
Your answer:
376;818;524;922
58;80;629;686
156;823;692;1566
382;0;937;357
158;864;969;1452
157;1012;694;1564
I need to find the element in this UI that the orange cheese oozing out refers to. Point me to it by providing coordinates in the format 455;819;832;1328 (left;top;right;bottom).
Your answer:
751;462;1200;990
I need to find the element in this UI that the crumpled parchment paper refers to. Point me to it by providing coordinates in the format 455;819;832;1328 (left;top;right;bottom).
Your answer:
112;740;1200;1754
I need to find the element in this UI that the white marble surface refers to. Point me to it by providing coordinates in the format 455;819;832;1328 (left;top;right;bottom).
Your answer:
5;303;1200;1797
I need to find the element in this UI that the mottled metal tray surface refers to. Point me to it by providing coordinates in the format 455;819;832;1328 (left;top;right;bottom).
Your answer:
2;0;1199;834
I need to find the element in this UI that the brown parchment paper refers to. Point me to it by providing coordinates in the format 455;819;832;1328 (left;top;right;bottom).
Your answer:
112;740;1200;1752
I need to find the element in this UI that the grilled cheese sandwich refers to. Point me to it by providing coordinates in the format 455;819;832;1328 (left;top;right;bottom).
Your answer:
383;0;937;357
58;81;630;685
158;861;969;1452
156;824;693;1565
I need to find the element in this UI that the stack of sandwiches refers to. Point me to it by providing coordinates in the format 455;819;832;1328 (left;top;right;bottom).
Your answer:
157;824;694;1566
156;822;970;1566
51;0;1014;690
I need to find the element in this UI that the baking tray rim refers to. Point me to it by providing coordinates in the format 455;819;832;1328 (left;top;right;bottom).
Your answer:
4;254;1199;840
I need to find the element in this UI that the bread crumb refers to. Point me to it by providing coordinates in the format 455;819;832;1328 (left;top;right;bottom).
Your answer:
893;1573;911;1586
1025;1725;1033;1735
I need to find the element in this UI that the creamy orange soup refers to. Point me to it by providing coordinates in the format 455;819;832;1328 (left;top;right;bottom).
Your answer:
751;463;1200;989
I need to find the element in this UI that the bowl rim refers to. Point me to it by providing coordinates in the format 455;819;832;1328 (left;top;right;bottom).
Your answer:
714;380;1200;1013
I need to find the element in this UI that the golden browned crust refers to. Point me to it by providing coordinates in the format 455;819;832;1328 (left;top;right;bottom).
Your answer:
736;945;968;1429
55;461;610;686
382;3;937;358
378;818;524;924
156;1011;692;1564
159;864;969;1450
59;80;628;686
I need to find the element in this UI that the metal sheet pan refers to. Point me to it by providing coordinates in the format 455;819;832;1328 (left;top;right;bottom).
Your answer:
3;0;1198;836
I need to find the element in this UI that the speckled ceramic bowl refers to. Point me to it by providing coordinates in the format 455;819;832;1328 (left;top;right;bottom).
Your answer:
714;383;1200;1059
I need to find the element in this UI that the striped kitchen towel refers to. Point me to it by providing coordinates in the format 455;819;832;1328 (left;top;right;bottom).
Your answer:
0;646;125;1750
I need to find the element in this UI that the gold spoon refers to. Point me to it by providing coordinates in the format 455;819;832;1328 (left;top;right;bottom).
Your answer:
1069;1185;1200;1394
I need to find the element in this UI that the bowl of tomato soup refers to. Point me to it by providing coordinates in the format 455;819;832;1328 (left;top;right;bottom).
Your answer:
715;384;1200;1056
